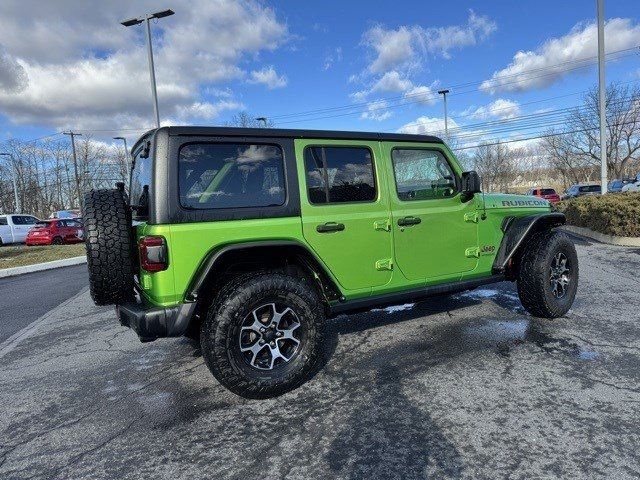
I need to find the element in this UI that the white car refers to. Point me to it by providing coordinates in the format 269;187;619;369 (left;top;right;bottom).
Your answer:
621;182;640;192
0;214;40;245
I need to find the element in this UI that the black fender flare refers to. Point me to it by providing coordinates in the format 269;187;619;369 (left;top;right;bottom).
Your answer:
184;240;341;303
492;212;566;273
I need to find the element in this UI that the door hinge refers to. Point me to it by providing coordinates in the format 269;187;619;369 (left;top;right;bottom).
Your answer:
464;212;479;223
465;247;480;258
375;258;393;270
373;219;391;231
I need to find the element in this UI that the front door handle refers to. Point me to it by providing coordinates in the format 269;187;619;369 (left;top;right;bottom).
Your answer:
316;222;345;233
397;216;421;227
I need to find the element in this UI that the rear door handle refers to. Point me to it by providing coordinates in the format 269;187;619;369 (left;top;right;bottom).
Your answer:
397;216;421;227
316;222;345;233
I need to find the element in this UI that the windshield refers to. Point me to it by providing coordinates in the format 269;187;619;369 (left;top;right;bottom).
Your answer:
541;188;556;195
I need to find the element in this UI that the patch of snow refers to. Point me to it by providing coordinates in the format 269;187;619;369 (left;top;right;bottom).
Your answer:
372;303;415;313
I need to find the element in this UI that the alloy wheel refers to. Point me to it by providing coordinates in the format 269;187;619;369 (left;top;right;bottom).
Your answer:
238;303;302;370
550;252;570;298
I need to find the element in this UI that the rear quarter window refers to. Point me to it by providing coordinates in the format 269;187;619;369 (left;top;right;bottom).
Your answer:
179;143;286;210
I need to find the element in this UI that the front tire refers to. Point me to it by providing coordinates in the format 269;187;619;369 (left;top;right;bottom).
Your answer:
200;272;326;399
517;230;578;318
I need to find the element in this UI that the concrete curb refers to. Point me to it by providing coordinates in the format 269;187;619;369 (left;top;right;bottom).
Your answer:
0;255;87;279
562;225;640;247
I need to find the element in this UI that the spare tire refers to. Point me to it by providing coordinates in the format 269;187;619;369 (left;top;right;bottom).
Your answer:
83;189;136;306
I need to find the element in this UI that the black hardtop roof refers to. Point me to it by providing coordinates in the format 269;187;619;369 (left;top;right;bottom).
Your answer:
133;126;444;151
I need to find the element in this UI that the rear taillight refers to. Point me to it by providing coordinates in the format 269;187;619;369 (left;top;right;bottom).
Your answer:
139;236;168;273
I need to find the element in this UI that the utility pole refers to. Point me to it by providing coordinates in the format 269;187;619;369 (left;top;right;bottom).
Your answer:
438;89;450;138
121;9;175;129
0;152;20;213
597;0;608;194
63;132;83;209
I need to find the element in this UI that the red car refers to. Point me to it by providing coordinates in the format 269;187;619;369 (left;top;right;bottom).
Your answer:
26;219;84;245
527;187;560;203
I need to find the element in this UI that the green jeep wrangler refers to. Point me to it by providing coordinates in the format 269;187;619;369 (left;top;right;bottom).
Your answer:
83;127;578;398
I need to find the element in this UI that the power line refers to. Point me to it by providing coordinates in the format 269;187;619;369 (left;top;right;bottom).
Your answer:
267;46;640;122
452;116;640;151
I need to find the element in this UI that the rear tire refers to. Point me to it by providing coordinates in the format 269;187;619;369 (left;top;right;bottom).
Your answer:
517;230;578;318
200;272;326;399
83;189;135;306
52;237;63;245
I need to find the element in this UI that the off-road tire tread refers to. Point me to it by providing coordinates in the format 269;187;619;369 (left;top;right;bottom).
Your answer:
517;230;578;318
200;272;326;399
83;189;135;306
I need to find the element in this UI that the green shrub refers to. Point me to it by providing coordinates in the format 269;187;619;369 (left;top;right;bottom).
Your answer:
557;192;640;237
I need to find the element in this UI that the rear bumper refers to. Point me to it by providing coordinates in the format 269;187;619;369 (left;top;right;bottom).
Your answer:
115;299;196;342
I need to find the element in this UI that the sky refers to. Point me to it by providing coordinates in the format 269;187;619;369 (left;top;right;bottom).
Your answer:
0;0;639;149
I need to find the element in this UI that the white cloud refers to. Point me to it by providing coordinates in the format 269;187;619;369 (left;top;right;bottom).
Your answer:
0;0;289;130
403;85;437;106
323;47;343;70
248;66;288;89
362;10;496;74
372;71;413;93
462;99;521;120
175;100;244;121
360;100;392;121
481;18;640;94
0;46;27;93
397;116;459;135
355;72;436;107
363;26;416;75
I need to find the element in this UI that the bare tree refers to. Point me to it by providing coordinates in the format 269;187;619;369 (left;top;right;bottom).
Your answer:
472;142;518;192
542;83;640;182
226;112;275;128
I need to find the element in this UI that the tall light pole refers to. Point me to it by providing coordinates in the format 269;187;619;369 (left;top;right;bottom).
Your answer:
0;152;20;213
596;0;608;194
121;9;175;128
63;131;83;209
255;117;268;128
438;89;450;138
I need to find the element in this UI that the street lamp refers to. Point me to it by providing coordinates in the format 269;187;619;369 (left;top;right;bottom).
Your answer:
0;152;20;213
438;89;450;138
255;117;268;128
113;136;129;157
120;9;175;128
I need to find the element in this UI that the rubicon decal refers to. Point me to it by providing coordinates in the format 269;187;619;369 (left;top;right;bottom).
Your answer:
501;199;548;207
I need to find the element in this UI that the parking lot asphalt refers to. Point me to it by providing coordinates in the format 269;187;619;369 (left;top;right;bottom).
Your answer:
0;264;88;343
1;236;639;480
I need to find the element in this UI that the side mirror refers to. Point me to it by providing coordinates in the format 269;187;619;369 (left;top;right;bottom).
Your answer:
461;170;481;202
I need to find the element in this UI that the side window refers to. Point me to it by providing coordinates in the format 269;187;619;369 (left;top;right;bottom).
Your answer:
130;139;152;218
24;216;37;225
179;143;286;209
303;146;376;204
0;217;7;226
391;149;457;201
11;215;29;225
56;221;65;228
